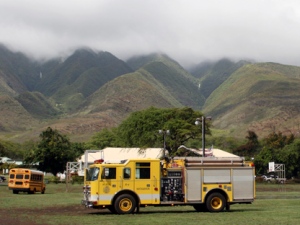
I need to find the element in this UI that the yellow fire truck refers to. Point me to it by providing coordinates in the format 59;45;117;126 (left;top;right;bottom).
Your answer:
81;156;255;213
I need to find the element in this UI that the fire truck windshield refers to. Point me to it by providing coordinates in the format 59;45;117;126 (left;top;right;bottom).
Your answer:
86;167;100;181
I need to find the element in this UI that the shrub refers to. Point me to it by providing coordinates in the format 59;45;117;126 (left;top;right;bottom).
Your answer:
71;176;84;184
47;176;60;184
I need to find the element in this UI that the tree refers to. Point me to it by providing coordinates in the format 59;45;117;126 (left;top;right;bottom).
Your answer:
253;147;275;175
70;142;86;159
90;128;117;149
24;127;75;175
207;136;241;153
0;142;5;156
254;131;295;176
246;130;259;146
162;108;210;155
264;131;294;149
0;162;17;172
233;130;260;157
113;107;208;155
0;140;23;159
255;140;300;178
275;139;300;178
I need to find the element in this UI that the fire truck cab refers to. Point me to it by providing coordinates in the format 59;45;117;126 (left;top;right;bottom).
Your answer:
82;156;255;214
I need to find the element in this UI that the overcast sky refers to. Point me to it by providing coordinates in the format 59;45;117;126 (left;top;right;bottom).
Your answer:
1;0;300;67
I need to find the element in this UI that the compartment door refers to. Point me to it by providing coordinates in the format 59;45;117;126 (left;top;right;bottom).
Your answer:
186;168;202;202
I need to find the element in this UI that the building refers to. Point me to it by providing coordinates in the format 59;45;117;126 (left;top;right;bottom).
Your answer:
78;146;239;168
0;157;23;174
71;147;239;176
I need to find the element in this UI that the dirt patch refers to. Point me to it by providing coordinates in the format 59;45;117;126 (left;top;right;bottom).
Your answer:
0;204;98;225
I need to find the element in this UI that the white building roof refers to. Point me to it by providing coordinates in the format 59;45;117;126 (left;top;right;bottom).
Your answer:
0;157;12;163
0;157;23;165
211;149;239;158
79;147;163;164
177;145;239;158
79;147;239;164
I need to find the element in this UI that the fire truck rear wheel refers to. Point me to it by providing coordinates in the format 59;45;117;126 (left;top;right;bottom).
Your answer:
206;192;226;212
114;194;136;214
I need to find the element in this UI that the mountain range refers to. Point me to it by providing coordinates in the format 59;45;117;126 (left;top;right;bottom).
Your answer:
1;43;299;143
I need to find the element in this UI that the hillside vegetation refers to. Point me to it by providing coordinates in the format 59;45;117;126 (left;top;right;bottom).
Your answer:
189;58;249;98
0;95;38;132
0;44;300;143
203;63;300;137
35;48;133;112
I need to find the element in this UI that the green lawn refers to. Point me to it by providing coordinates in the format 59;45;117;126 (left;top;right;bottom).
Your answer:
1;182;300;225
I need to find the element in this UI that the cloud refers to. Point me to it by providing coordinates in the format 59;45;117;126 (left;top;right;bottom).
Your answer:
1;0;300;67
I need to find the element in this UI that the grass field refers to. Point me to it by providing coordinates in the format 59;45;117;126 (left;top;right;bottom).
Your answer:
1;182;300;225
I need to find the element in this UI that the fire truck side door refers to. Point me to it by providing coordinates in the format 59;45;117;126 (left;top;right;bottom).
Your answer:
134;161;159;204
122;167;134;190
100;167;119;204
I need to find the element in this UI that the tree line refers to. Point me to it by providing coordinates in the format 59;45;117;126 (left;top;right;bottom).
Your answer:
1;106;300;178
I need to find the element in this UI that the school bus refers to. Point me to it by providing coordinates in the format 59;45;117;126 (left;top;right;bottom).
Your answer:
8;168;46;194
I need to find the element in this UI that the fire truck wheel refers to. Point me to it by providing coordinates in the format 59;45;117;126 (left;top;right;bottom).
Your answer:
114;194;136;214
206;192;226;212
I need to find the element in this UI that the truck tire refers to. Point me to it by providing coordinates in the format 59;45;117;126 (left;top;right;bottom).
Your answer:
206;192;226;212
114;194;136;214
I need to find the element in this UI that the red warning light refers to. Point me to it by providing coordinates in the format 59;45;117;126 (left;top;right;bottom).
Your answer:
94;159;104;164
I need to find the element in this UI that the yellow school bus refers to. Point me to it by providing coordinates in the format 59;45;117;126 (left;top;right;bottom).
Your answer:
8;168;46;194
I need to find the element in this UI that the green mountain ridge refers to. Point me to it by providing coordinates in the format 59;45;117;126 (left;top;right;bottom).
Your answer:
189;58;249;99
0;95;38;132
0;44;300;143
34;48;133;112
203;63;300;137
0;44;40;92
16;92;59;119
